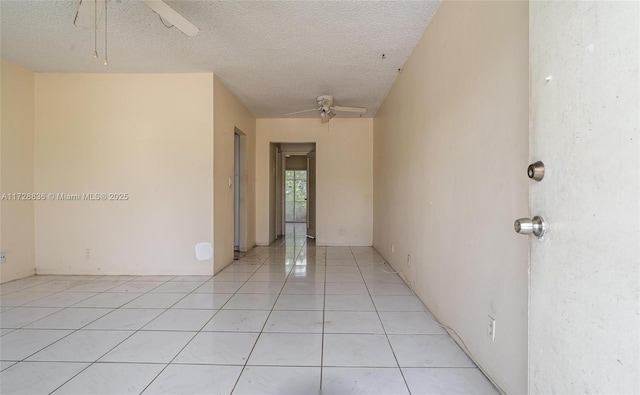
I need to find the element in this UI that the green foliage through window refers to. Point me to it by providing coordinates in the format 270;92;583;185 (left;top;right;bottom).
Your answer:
285;170;307;222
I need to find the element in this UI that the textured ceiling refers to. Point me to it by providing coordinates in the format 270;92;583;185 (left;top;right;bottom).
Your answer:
0;0;440;117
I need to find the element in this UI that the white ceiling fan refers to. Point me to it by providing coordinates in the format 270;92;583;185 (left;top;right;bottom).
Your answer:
75;0;199;37
286;95;367;123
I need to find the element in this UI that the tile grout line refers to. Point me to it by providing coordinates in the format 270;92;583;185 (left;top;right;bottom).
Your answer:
319;242;327;390
4;276;177;369
4;274;141;296
3;242;268;390
0;278;168;369
229;226;308;394
43;277;187;394
140;256;271;394
6;278;185;391
1;277;122;324
1;274;157;318
350;246;413;395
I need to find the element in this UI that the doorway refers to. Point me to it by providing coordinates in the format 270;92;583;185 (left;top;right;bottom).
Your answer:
233;128;248;257
270;142;316;243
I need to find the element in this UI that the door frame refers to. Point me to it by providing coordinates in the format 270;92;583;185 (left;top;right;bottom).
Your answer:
234;127;249;252
270;142;316;241
306;151;316;238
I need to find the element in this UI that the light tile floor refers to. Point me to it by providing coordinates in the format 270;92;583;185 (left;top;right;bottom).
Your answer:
0;224;498;394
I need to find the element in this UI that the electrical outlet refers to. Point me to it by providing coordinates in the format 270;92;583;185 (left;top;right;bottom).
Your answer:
85;249;91;259
391;243;395;253
0;252;6;264
407;254;411;267
488;315;496;342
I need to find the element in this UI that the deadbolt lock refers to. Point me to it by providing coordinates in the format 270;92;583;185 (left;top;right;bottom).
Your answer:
527;161;545;181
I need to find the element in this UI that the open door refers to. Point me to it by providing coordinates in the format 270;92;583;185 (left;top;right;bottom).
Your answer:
306;152;316;239
527;2;639;393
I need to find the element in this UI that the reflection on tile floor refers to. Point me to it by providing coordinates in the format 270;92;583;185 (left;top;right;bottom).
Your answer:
0;224;498;394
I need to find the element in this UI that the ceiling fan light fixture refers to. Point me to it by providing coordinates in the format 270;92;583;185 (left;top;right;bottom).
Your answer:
288;95;366;123
320;109;335;124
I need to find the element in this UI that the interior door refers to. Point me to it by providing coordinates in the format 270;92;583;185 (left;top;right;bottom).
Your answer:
306;152;316;238
528;2;639;393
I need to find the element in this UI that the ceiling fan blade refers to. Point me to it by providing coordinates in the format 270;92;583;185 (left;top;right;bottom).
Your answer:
333;105;367;113
285;108;319;116
74;0;105;29
141;0;200;37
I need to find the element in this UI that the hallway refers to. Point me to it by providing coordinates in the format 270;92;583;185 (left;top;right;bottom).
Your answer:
0;224;497;394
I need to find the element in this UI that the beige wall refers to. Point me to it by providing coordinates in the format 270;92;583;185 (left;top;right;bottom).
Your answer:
34;73;214;275
0;61;36;283
213;76;256;274
373;1;529;393
256;118;373;246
